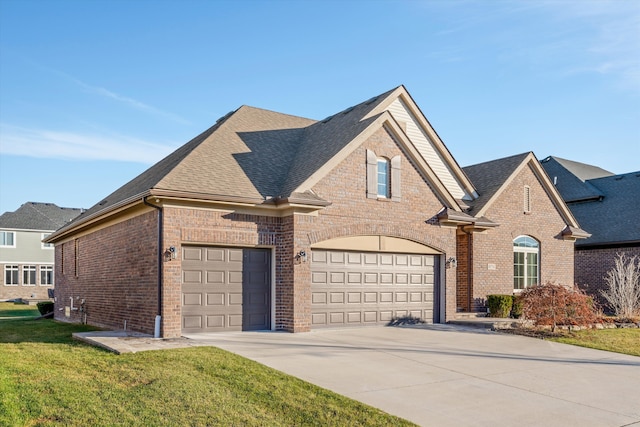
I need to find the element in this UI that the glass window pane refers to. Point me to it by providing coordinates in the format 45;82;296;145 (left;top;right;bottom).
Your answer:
377;159;389;197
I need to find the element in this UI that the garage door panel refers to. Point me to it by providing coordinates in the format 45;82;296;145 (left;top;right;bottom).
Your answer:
410;292;423;302
312;312;327;325
207;315;224;328
395;273;408;284
330;292;344;303
312;292;327;304
330;312;344;324
183;316;202;329
181;247;270;333
347;292;361;304
311;249;436;328
183;293;202;305
183;270;202;284
183;247;203;261
206;293;224;305
206;248;225;262
312;272;327;284
364;311;377;322
228;315;243;327
206;271;225;284
228;271;243;284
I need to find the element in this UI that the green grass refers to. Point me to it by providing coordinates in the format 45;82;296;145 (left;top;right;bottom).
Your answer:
549;328;640;357
0;308;414;426
0;301;40;318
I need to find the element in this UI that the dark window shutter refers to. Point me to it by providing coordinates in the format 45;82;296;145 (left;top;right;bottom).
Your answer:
391;155;401;201
366;149;377;198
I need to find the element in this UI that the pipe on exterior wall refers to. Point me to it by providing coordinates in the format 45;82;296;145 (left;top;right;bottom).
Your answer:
143;196;163;338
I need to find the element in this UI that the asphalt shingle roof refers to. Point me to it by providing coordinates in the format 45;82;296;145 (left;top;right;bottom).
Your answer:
540;156;611;202
570;171;640;247
67;87;400;228
0;202;82;231
462;153;531;215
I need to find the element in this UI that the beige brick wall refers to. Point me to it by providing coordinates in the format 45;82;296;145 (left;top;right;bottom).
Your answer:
463;163;575;312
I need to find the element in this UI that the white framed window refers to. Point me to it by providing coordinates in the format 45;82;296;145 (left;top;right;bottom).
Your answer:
367;150;401;201
513;236;539;290
23;265;37;286
5;265;19;285
0;231;16;247
377;158;390;198
40;266;54;286
42;233;53;249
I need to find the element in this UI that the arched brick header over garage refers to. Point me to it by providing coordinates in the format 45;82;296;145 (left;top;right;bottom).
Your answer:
305;222;450;255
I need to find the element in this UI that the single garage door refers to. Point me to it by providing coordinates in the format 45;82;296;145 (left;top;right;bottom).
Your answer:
311;249;436;328
181;247;271;333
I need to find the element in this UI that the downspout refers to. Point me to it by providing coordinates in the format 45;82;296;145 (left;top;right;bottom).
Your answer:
143;196;163;338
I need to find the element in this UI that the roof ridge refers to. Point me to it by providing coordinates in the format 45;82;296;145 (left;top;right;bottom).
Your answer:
237;104;318;123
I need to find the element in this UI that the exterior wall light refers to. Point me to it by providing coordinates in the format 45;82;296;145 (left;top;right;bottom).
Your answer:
446;257;457;269
164;246;177;261
295;250;307;263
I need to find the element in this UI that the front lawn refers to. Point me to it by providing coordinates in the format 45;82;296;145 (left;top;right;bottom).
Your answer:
0;301;39;318
0;312;413;426
548;328;640;357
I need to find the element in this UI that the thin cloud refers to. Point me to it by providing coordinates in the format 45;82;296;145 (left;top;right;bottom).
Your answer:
0;123;175;164
425;1;640;92
69;78;192;125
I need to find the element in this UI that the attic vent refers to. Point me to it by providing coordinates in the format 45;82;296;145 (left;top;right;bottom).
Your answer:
98;200;107;206
523;186;531;213
342;106;355;114
364;96;378;105
321;115;334;123
216;111;234;124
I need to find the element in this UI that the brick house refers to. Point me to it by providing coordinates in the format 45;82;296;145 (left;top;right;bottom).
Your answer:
1;202;82;302
45;86;588;337
540;156;640;307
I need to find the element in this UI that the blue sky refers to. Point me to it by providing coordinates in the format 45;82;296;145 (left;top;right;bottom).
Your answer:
0;0;638;214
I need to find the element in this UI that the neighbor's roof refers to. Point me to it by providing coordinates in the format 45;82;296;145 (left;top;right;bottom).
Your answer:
540;156;613;203
570;171;640;247
462;152;531;216
0;202;82;231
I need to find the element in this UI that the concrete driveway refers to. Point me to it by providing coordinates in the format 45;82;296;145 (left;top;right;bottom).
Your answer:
185;325;640;426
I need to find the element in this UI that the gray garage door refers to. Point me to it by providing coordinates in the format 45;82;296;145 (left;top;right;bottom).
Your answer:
181;247;271;333
311;249;435;328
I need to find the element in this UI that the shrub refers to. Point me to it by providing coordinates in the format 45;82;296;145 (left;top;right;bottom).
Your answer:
36;301;54;316
511;295;523;319
600;253;640;318
520;283;597;331
487;294;513;318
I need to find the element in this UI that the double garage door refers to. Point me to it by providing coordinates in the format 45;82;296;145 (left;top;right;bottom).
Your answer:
181;247;271;333
311;250;436;328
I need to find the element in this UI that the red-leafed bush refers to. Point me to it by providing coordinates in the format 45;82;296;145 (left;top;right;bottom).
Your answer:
520;283;597;332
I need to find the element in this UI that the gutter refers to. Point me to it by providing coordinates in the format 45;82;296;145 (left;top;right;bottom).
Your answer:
143;196;163;338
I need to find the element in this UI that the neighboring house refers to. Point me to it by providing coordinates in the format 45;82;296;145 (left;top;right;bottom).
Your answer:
1;202;82;302
540;156;640;306
45;86;588;338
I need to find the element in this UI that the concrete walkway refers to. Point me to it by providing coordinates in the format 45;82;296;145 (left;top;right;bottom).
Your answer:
76;325;640;426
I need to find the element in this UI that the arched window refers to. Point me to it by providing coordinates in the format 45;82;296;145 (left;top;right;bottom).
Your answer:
377;158;390;198
513;236;539;290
